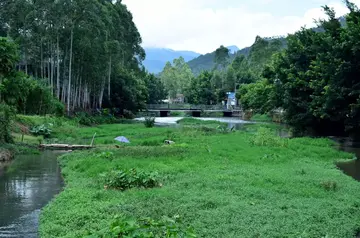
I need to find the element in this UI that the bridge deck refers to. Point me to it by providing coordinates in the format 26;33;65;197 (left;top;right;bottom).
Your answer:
146;109;242;112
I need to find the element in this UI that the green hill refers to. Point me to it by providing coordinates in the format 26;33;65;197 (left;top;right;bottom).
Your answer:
187;39;281;75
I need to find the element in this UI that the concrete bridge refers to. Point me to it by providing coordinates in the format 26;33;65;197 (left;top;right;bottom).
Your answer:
145;104;242;117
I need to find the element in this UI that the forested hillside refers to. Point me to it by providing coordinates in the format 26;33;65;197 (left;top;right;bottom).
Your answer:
187;39;286;75
143;48;200;74
239;2;360;136
0;0;165;115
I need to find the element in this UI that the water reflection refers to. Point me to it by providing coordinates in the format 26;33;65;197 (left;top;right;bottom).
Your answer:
0;151;63;237
333;138;360;182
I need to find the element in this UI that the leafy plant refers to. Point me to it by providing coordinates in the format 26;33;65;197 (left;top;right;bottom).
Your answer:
144;117;156;128
320;181;338;191
88;215;196;238
100;168;159;191
96;151;115;160
216;125;235;133
249;127;287;147
30;123;53;138
0;103;15;143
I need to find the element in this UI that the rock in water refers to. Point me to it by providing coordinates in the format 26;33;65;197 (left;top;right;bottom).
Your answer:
0;149;13;162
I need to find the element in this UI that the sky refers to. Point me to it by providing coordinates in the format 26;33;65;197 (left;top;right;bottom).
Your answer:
122;0;360;54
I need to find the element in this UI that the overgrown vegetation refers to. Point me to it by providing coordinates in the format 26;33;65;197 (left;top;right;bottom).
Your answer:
0;1;167;114
0;103;14;143
30;124;53;138
250;114;273;122
249;127;288;147
88;215;196;238
144;117;156;128
100;168;159;191
40;123;360;237
239;2;360;137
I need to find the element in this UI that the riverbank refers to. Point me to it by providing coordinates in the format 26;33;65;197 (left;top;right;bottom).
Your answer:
38;120;360;237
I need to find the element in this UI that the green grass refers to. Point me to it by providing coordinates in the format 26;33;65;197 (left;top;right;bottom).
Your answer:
251;113;273;122
39;123;360;238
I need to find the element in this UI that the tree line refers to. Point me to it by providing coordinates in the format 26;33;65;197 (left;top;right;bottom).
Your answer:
160;36;283;105
0;0;166;115
160;0;360;136
240;1;360;136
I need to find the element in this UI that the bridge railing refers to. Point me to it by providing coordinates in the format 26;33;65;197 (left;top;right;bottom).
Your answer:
146;104;241;111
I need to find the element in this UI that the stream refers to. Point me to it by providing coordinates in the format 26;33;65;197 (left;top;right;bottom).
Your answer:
0;151;63;238
0;118;359;237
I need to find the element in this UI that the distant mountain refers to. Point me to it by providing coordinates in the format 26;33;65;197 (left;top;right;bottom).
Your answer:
143;48;200;74
187;45;251;75
227;45;240;54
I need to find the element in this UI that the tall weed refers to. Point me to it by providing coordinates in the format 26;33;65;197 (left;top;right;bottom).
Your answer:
250;127;288;147
100;168;159;191
88;215;196;238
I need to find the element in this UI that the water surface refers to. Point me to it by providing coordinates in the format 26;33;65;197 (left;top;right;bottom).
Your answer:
0;151;63;237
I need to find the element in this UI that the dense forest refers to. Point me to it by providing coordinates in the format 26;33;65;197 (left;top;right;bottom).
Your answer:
160;36;284;104
0;0;166;116
159;1;360;137
240;2;360;136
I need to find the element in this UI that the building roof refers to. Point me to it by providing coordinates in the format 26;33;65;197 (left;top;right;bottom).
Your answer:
227;92;236;100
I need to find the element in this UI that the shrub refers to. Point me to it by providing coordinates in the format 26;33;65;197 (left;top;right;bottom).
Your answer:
249;127;288;147
216;125;235;133
123;109;135;119
96;151;115;160
144;117;155;128
74;112;122;126
100;168;159;191
30;123;52;138
0;104;15;143
320;181;338;191
53;100;65;117
88;215;196;238
251;114;272;122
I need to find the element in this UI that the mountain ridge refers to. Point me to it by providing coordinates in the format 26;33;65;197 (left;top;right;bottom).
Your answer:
143;48;200;74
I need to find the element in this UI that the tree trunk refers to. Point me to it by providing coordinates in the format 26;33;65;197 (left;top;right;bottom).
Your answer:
51;44;54;95
24;48;28;75
108;55;111;101
99;78;105;109
78;76;82;108
41;41;43;78
67;28;73;115
47;43;51;85
56;35;60;99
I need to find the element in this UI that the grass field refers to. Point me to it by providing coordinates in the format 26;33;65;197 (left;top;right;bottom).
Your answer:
39;121;360;237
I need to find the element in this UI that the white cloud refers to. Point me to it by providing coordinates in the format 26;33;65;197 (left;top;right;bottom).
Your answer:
123;0;359;54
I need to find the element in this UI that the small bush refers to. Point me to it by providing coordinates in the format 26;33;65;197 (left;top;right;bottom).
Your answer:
74;112;121;126
100;168;159;191
123;109;135;119
96;151;115;160
144;117;156;128
53;100;65;117
251;114;272;122
250;127;288;147
30;123;52;138
88;215;196;238
0;104;15;143
216;125;235;133
320;181;338;191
